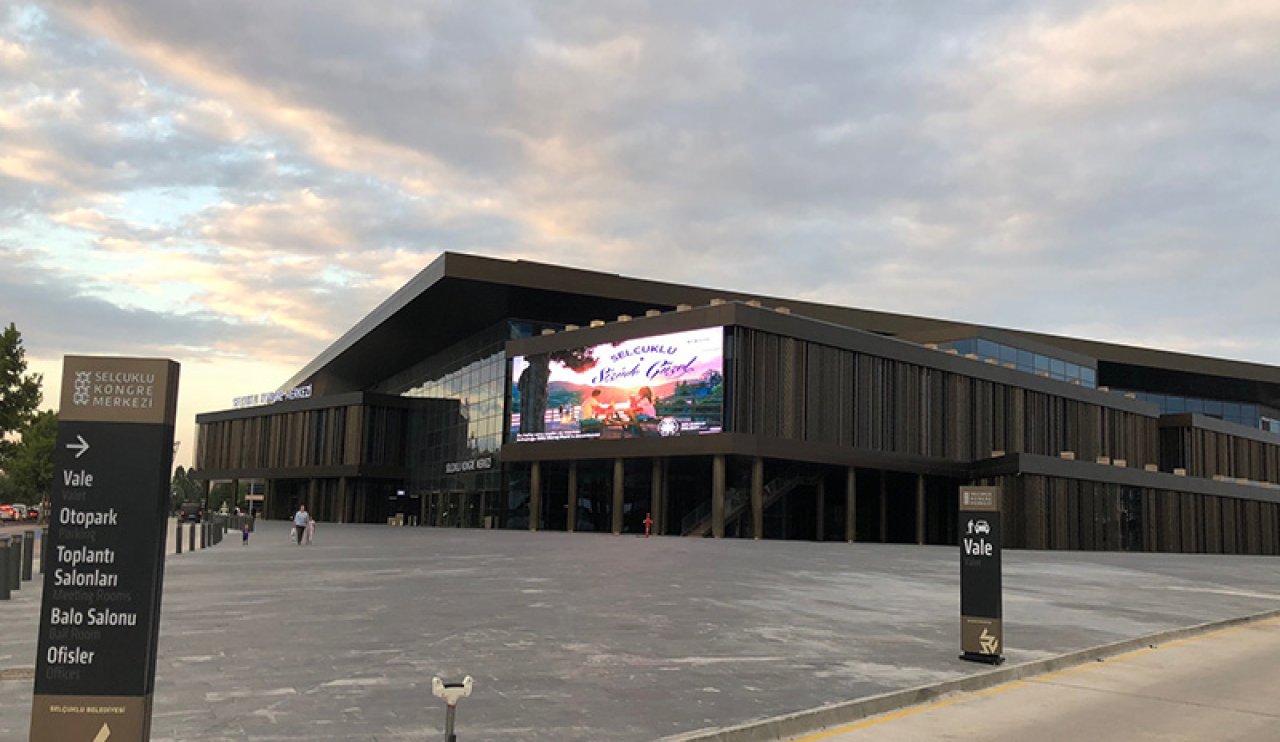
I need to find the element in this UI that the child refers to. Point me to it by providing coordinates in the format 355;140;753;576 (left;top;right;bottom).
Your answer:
242;522;250;546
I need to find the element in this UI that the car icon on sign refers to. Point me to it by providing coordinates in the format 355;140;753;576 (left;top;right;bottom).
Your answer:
973;520;991;535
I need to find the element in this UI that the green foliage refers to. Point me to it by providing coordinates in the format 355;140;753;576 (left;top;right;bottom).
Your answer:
170;466;204;512
0;323;43;468
2;410;57;504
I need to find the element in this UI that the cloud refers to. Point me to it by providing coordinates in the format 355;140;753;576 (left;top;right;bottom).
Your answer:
1;0;1275;458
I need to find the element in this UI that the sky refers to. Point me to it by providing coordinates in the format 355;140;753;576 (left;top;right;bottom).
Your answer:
2;1;1278;469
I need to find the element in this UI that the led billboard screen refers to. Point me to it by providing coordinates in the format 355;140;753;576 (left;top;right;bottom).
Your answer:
510;326;724;442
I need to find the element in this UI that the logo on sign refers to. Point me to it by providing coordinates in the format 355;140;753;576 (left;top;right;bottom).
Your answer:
73;371;92;406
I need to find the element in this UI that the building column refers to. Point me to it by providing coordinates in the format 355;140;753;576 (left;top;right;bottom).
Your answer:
308;479;318;513
916;475;926;545
230;478;240;514
712;454;726;538
879;472;888;543
261;478;270;520
650;458;662;536
660;458;671;535
530;462;542;532
815;476;825;542
751;457;764;540
612;458;624;535
337;477;348;524
846;467;857;543
567;462;578;533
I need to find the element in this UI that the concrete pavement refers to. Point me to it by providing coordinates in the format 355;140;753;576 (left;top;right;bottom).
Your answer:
0;523;1279;740
790;616;1280;741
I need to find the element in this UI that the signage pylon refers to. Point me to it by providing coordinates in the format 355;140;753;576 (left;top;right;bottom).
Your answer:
959;485;1003;664
30;357;179;741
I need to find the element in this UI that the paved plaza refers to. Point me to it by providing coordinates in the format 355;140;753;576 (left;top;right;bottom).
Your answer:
1;523;1279;740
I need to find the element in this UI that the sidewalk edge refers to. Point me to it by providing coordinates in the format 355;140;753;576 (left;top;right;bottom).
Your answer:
662;607;1280;742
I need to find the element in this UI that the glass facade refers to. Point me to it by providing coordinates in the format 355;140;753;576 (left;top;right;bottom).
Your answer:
375;319;560;524
932;338;1097;388
1114;389;1269;430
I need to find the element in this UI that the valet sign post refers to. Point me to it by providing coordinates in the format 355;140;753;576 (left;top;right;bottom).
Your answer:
959;485;1004;665
30;356;179;742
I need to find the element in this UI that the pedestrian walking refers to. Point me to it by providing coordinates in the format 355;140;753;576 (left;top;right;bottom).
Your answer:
304;515;316;545
293;505;309;546
242;522;250;545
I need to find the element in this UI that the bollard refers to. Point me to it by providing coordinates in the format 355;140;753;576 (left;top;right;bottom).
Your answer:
40;526;49;574
188;522;196;552
0;537;9;600
22;530;34;581
432;676;474;742
9;536;20;592
175;520;183;554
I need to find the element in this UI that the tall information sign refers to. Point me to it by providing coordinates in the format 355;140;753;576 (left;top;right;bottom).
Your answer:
30;357;179;741
959;485;1003;665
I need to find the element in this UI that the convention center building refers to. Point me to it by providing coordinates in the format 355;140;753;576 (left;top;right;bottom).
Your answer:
195;253;1280;554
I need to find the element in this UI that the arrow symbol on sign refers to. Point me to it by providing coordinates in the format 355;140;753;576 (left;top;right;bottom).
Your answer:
94;722;111;742
66;434;90;459
979;628;1000;655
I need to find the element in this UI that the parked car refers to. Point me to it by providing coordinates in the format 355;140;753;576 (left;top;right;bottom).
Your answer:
0;504;17;522
25;505;40;521
10;504;29;520
177;502;204;523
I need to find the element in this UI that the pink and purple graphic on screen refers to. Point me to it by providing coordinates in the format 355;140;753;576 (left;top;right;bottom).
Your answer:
510;327;724;441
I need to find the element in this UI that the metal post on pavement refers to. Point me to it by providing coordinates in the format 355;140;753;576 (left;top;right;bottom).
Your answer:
432;676;474;742
188;522;196;552
175;520;182;554
40;526;48;574
0;537;10;600
8;536;20;592
22;530;35;581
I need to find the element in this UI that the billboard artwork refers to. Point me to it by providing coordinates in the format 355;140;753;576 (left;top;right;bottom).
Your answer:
511;326;724;442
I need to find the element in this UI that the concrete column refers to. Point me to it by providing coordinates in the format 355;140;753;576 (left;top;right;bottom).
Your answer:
612;458;625;535
530;462;542;532
712;454;726;538
815;477;826;542
846;467;857;543
751;457;764;540
661;458;671;535
879;472;888;543
650;458;662;535
567;462;578;533
231;478;240;514
916;475;926;545
338;477;348;524
264;479;274;521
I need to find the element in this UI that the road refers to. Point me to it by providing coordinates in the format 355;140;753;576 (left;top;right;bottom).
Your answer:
795;616;1280;742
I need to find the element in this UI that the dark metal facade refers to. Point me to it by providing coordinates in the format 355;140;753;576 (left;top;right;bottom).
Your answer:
194;252;1280;554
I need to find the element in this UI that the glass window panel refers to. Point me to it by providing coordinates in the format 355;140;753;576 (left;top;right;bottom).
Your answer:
1049;358;1066;376
1017;349;1034;371
1167;397;1186;413
954;339;976;355
1185;398;1203;413
1065;363;1080;380
1034;354;1050;371
1204;400;1223;416
977;339;1000;360
999;344;1018;363
1223;402;1241;419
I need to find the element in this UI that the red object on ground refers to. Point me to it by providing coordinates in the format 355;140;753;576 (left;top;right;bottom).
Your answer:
644;512;653;538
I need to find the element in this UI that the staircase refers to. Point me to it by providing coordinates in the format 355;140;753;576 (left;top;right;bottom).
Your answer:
681;468;823;537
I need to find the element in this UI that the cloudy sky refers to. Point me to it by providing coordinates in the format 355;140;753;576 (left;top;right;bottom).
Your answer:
2;1;1278;467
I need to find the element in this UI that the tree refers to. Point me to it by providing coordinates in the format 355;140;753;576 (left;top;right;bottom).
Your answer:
3;410;57;505
170;466;204;512
0;323;43;468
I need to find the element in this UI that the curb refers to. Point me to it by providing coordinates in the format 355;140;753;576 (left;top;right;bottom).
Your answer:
662;607;1280;742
